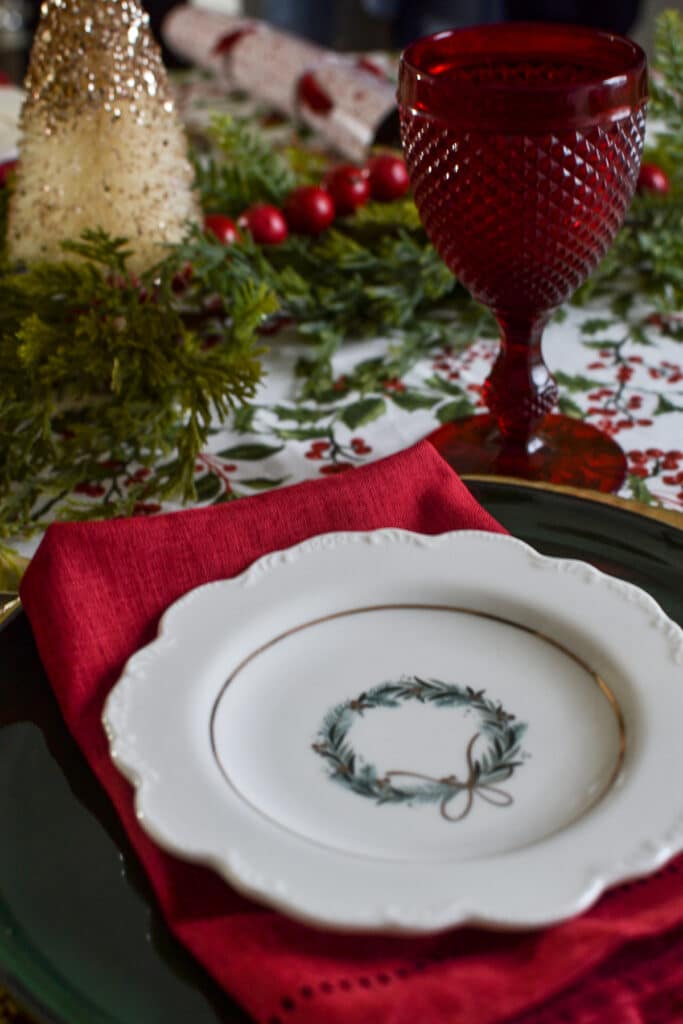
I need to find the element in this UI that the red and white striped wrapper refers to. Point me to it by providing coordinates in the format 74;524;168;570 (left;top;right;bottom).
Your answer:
161;5;399;159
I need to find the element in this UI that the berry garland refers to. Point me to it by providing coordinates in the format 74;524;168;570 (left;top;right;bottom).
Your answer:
201;149;410;245
312;676;528;822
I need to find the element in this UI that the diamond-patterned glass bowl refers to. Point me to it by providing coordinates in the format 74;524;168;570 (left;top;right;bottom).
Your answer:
398;24;648;490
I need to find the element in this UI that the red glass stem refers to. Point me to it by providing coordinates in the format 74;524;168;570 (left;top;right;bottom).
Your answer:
483;313;559;446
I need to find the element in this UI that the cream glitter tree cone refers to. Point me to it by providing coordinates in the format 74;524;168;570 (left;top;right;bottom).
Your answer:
8;0;200;273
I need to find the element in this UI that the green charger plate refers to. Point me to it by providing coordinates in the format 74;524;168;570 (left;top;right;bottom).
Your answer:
1;480;682;1024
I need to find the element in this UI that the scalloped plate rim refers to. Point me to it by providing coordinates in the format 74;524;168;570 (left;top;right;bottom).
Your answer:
102;528;683;934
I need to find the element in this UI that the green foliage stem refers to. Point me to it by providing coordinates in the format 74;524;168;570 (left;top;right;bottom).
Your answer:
0;230;268;537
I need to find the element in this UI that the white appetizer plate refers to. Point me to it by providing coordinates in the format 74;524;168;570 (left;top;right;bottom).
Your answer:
103;530;683;934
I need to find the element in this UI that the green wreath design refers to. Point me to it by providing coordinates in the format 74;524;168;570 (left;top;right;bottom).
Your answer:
312;676;528;822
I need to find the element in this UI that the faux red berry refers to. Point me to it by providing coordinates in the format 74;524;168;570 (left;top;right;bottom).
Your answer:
284;185;336;235
637;163;671;196
324;164;371;215
366;154;410;201
238;203;289;245
171;262;194;294
204;213;241;245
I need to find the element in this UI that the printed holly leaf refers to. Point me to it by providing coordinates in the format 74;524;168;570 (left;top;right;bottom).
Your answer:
558;395;585;418
628;323;654;346
274;426;329;441
580;318;614;334
341;397;386;429
554;371;604;392
216;443;284;460
388;390;438;411
423;375;468;397
195;473;223;502
436;397;474;423
237;476;289;490
655;394;683;414
272;404;335;423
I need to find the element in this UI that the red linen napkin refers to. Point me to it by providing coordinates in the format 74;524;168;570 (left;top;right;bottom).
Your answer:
19;441;683;1024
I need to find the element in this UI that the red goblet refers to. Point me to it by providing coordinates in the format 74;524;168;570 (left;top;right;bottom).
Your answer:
398;24;647;491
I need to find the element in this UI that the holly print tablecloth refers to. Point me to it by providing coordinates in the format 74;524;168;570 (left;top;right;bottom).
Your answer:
139;299;682;530
10;246;683;564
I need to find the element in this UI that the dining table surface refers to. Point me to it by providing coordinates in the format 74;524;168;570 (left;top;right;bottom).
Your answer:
0;46;680;570
1;20;683;1024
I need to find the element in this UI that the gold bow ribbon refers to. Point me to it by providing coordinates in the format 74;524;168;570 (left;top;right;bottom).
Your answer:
384;732;514;822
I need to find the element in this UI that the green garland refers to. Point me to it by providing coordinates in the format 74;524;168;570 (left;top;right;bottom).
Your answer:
312;676;527;822
0;11;682;540
573;11;683;316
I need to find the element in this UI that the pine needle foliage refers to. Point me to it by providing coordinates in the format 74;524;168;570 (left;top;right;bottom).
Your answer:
0;228;268;536
194;114;297;216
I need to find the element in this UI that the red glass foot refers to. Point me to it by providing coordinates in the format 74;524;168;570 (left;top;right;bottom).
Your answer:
427;414;627;492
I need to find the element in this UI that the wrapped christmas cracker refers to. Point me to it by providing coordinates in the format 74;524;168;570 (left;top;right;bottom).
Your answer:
162;5;399;160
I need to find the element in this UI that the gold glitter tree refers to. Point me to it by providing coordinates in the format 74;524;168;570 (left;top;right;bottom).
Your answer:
7;0;200;271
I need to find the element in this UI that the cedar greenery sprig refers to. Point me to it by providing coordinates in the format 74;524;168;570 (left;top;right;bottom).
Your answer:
0;228;270;537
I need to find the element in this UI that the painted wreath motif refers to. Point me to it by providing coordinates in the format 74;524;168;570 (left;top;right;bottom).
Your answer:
312;676;528;822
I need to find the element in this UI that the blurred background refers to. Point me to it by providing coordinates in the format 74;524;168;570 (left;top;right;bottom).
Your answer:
0;0;678;83
242;0;676;51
